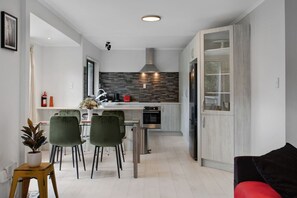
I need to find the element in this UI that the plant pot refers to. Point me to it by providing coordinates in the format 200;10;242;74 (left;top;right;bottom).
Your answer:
27;151;42;167
87;109;93;121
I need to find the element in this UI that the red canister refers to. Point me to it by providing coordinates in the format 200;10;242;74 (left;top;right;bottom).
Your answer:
123;95;130;102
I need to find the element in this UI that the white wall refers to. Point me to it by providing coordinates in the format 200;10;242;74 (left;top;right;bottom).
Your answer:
34;46;83;107
285;0;297;147
100;49;180;72
239;0;286;155
179;35;198;145
0;0;22;196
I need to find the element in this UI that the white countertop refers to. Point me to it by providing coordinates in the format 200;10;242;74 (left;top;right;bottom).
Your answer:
36;102;180;110
36;106;144;110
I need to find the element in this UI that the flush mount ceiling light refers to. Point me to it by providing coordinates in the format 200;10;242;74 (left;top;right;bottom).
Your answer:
141;15;161;22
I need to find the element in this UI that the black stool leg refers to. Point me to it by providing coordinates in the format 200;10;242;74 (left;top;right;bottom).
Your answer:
120;143;125;162
77;145;81;161
115;146;120;178
74;145;79;179
72;147;75;168
96;146;100;171
91;146;98;179
56;146;60;162
100;147;104;162
116;145;122;170
49;145;55;163
80;144;86;171
59;147;63;171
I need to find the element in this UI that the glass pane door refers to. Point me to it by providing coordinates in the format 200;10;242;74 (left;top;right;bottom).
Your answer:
203;30;230;111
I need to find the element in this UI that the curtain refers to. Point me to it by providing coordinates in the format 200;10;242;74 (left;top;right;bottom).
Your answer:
29;45;36;122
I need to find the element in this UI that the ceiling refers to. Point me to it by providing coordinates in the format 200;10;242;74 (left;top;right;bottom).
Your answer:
30;13;79;47
36;0;262;50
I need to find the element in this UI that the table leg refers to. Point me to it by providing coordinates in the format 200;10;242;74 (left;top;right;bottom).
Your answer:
132;124;138;178
22;178;31;198
137;125;141;163
37;175;48;198
9;174;19;198
50;170;59;197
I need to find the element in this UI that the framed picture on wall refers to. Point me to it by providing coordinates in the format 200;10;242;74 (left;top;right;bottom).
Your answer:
1;11;18;51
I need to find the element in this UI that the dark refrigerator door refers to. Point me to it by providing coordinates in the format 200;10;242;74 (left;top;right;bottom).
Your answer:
189;63;198;160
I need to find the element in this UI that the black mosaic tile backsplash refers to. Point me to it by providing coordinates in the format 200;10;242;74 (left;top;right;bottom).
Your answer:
99;72;179;102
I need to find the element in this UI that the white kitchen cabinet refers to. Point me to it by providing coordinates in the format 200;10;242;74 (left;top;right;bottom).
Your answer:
200;24;250;170
160;104;180;132
201;114;234;164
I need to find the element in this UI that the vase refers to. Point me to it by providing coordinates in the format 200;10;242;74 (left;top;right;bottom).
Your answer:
27;151;42;167
87;109;93;121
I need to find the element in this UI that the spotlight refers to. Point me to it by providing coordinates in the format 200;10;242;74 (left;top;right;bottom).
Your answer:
105;41;111;51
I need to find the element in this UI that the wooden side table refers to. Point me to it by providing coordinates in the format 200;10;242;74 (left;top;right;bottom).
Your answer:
9;163;58;198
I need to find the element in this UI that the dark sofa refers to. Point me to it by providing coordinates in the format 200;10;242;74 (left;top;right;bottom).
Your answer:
234;143;297;198
234;156;281;198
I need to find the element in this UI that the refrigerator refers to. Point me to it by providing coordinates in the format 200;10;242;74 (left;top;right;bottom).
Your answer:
189;61;198;161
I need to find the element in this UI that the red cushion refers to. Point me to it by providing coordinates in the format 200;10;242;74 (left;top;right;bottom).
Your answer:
235;181;281;198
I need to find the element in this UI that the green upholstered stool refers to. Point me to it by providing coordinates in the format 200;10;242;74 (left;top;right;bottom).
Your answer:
49;116;86;179
102;110;126;164
90;115;122;178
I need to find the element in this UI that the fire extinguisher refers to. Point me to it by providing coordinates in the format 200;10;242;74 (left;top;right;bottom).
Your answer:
41;91;47;107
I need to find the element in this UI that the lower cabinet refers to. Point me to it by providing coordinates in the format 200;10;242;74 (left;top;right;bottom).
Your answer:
161;104;181;132
201;114;234;164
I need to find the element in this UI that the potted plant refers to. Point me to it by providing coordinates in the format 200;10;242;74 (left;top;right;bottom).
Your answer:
79;97;98;120
21;118;47;167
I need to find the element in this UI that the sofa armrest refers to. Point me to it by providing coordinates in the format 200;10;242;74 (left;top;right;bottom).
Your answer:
234;156;265;187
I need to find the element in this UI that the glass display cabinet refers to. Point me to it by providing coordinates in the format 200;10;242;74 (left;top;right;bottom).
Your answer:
201;27;233;113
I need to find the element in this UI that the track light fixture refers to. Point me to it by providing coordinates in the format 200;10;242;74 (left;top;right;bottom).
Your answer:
105;41;111;50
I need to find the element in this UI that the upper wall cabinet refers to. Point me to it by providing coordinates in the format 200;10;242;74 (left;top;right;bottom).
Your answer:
200;24;251;170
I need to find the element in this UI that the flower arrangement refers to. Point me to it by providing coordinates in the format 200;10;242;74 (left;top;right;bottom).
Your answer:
21;118;47;153
79;97;98;109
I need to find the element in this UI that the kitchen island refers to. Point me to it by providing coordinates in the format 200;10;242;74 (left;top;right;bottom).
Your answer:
36;106;143;178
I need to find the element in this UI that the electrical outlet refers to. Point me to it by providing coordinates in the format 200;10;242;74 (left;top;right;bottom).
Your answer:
276;77;280;88
0;162;17;183
143;84;146;89
0;170;7;183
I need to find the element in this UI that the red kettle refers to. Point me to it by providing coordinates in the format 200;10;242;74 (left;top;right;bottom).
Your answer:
123;95;130;102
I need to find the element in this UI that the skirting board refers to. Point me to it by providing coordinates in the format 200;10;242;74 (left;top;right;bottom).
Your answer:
202;159;233;172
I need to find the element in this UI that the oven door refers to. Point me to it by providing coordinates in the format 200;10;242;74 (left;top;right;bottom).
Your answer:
143;111;161;129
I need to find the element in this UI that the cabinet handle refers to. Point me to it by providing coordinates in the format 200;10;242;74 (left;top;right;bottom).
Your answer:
202;100;204;111
202;117;205;128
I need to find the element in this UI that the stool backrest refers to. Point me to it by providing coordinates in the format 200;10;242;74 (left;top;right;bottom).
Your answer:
90;115;121;146
102;110;125;135
58;110;81;123
49;116;81;146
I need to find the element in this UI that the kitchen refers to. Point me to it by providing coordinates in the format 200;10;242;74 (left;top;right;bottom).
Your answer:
1;0;291;197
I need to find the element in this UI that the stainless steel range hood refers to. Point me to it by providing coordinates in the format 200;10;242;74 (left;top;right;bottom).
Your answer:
140;48;159;73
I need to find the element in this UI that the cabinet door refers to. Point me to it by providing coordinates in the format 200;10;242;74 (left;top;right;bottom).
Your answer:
201;26;233;113
201;114;234;164
161;104;180;131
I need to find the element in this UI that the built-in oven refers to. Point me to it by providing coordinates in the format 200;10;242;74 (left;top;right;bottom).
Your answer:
143;106;161;129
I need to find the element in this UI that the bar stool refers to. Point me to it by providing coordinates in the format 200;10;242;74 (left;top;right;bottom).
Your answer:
102;110;126;163
9;163;58;198
90;115;122;178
